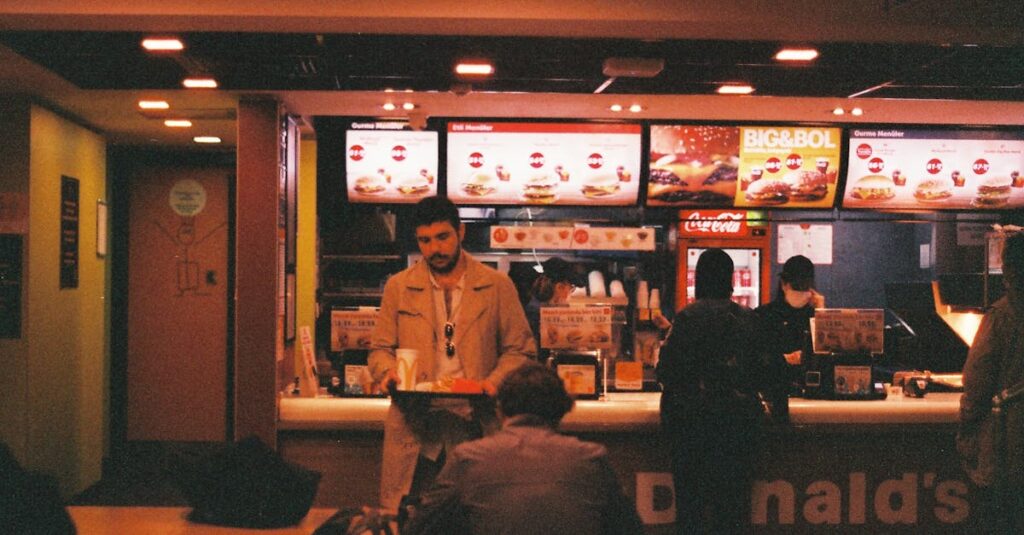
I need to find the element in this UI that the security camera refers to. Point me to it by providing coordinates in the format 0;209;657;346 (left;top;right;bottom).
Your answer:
450;83;473;97
407;111;428;131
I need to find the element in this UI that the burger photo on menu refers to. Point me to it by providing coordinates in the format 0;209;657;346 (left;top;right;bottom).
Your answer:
581;173;621;198
648;126;739;205
972;176;1012;208
522;173;559;204
744;179;790;205
395;174;431;196
850;175;896;201
353;172;387;195
782;170;828;202
913;179;953;204
461;172;497;197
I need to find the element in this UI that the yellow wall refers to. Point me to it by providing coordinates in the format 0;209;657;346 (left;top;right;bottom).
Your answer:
295;138;317;386
23;105;108;496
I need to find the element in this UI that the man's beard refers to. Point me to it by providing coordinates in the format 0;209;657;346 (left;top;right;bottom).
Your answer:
428;245;461;274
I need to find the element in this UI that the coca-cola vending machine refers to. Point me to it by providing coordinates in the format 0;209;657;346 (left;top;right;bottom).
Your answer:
676;209;771;311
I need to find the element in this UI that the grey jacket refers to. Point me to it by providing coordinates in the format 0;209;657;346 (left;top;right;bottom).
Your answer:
406;414;645;535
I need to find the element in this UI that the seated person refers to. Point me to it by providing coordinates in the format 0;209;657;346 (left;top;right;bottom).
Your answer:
404;362;643;535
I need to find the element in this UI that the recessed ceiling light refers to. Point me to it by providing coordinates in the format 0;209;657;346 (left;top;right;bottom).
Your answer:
164;119;193;128
609;104;623;112
775;48;819;61
138;100;169;110
832;107;846;115
717;84;755;95
193;136;222;144
851;107;864;116
402;102;416;111
182;78;218;89
141;38;183;51
454;62;494;76
629;104;643;113
382;102;396;111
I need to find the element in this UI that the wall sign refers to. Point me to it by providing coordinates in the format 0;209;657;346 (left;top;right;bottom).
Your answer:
60;176;79;289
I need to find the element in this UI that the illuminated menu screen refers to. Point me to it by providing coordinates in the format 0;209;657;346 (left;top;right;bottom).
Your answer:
842;129;1024;210
345;122;439;204
648;125;843;209
446;122;642;206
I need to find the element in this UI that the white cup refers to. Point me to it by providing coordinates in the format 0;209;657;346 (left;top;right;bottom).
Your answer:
395;349;419;391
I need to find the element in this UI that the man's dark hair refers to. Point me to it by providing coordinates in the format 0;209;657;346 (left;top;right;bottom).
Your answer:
498;363;574;425
695;248;734;299
412;196;460;231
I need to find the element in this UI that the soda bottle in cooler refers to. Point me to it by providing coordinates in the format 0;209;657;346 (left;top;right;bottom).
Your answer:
732;270;741;288
740;268;752;287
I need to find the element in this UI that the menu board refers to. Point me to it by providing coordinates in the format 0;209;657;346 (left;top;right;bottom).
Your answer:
345;121;438;204
446;122;641;206
648;125;842;209
539;305;613;350
330;308;378;352
842;129;1024;210
811;308;885;354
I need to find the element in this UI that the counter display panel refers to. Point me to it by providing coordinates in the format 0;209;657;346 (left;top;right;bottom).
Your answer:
345;122;439;204
648;124;843;209
842;128;1024;210
446;121;642;206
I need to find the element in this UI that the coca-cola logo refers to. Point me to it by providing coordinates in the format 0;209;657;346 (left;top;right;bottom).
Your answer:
681;211;746;236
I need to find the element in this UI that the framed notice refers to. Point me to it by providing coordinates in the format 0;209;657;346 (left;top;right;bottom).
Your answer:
811;309;885;355
648;124;842;208
843;128;1024;210
539;305;613;350
330;307;379;352
346;121;439;204
447;121;642;206
60;176;79;289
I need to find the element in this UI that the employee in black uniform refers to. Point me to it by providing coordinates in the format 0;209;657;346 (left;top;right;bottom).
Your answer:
755;255;823;397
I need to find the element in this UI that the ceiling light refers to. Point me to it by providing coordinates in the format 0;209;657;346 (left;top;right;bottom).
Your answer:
851;107;864;116
193;136;221;144
775;48;819;61
609;104;623;112
455;62;494;76
138;100;169;110
629;104;643;113
164;119;192;128
832;107;846;115
182;78;218;89
402;102;416;111
382;102;397;111
141;38;183;51
717;84;755;95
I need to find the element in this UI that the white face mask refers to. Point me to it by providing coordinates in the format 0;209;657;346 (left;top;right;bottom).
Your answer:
783;284;813;308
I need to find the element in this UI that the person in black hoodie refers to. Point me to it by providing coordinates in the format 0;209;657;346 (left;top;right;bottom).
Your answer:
755;255;823;401
657;248;782;534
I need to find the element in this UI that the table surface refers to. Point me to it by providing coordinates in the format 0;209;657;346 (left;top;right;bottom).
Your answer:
279;391;963;432
67;506;338;535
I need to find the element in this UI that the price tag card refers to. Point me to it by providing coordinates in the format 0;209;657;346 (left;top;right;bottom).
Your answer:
330;308;379;352
811;309;884;354
540;305;613;349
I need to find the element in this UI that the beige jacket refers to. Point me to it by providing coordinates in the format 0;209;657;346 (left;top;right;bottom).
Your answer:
368;253;536;508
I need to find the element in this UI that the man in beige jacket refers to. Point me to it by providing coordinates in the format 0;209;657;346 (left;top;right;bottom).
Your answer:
369;196;536;511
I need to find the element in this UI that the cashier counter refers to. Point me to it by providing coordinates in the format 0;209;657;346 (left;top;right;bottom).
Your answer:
279;376;964;433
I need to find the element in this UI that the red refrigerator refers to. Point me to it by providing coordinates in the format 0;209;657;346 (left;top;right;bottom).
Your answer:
675;209;772;311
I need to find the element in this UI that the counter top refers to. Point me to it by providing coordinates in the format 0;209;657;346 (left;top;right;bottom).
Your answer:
279;392;962;432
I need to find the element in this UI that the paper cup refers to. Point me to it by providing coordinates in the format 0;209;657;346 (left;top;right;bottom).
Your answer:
395;349;419;391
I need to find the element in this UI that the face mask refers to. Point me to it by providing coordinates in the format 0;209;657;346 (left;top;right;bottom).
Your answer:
784;286;813;308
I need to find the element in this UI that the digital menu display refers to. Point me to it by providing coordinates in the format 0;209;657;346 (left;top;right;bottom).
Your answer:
842;129;1024;210
446;122;642;206
648;125;843;209
345;121;439;204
